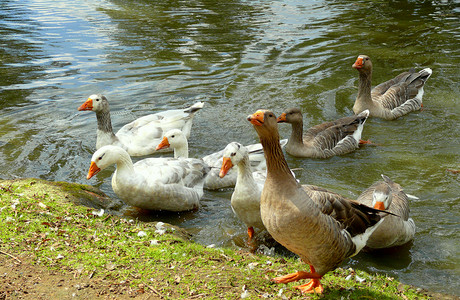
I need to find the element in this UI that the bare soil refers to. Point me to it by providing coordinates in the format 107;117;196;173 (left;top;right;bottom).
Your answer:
0;255;161;300
2;254;460;300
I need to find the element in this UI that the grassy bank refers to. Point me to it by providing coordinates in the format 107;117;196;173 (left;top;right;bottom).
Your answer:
0;178;439;299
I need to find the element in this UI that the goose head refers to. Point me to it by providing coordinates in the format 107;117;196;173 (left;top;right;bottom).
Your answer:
371;182;393;210
219;142;249;178
87;145;127;179
156;129;188;152
247;109;279;138
78;94;109;113
277;107;303;125
352;55;372;73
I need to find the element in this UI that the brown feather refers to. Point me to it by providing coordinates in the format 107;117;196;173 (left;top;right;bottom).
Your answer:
278;108;368;158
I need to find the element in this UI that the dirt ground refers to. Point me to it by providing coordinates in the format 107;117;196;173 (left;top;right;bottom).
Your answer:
0;255;162;300
2;253;459;300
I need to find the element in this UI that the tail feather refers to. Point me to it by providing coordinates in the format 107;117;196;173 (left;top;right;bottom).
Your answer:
184;101;205;114
407;68;432;88
406;194;419;200
351;109;369;142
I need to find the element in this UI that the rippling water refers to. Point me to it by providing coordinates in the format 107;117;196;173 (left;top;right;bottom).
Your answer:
1;0;459;295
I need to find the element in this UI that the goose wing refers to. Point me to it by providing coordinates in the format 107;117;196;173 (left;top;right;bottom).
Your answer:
302;184;388;238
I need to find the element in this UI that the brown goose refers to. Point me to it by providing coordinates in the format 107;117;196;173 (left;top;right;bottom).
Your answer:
277;108;369;158
352;55;432;120
247;109;390;294
217;142;333;244
357;174;416;249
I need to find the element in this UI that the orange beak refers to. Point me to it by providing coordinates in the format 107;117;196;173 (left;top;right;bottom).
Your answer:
78;98;93;111
277;112;287;123
87;161;101;179
352;57;363;69
155;136;170;151
373;201;385;211
219;157;234;178
247;110;264;126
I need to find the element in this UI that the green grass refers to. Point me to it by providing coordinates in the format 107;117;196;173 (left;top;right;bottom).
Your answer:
0;178;433;299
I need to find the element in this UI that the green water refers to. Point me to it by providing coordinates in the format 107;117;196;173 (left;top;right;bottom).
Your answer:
0;0;458;295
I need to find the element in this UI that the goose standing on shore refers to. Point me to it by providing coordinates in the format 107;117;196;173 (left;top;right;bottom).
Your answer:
78;94;204;156
352;55;432;120
217;142;361;244
357;174;416;249
277;108;369;158
218;142;267;242
86;145;209;212
247;109;390;294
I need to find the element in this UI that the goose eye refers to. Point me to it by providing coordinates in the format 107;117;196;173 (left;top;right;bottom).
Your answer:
231;152;236;157
98;156;103;160
171;135;175;138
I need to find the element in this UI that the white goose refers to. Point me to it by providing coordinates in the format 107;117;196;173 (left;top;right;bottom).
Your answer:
155;129;287;190
78;94;204;156
86;145;209;212
218;142;267;242
357;174;416;249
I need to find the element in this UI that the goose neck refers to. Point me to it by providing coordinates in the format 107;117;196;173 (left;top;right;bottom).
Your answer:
290;120;304;145
261;132;295;183
357;71;373;104
174;143;189;159
236;155;253;181
96;110;115;134
114;151;135;175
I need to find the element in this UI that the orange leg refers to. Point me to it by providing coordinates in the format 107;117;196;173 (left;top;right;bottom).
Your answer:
272;265;321;282
246;227;259;253
359;139;372;145
272;265;324;294
247;227;255;242
293;278;324;294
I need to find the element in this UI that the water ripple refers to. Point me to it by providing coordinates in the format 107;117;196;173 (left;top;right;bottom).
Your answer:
0;0;459;295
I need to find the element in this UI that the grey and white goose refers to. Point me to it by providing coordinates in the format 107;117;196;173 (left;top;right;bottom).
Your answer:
78;94;203;156
277;107;369;158
357;174;416;249
352;55;432;120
